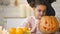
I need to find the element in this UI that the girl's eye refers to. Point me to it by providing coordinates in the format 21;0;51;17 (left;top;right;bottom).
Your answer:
38;10;41;12
43;11;45;13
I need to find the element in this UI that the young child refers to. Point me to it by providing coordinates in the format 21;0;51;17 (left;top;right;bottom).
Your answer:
23;0;55;34
27;0;56;16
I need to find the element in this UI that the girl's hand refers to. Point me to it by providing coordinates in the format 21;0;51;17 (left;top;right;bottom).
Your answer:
31;20;40;33
38;20;41;30
31;23;37;33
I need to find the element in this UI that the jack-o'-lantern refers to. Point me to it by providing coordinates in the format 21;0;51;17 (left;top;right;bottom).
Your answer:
39;16;59;34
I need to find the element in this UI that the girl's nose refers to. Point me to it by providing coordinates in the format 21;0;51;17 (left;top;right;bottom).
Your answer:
40;11;44;16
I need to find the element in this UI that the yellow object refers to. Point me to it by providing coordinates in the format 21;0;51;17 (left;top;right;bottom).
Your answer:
9;27;30;34
24;31;31;34
9;28;16;34
23;27;31;34
16;28;24;34
23;27;29;32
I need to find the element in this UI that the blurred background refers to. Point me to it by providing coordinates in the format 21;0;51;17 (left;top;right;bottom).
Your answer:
0;0;60;30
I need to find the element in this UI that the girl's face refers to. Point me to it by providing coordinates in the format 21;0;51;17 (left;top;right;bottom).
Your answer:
34;5;47;19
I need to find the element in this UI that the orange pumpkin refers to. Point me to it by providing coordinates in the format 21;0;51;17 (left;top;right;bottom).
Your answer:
39;16;59;34
9;27;16;34
23;27;29;32
16;28;24;34
23;27;31;34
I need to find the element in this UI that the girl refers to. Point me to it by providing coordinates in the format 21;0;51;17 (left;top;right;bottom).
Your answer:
23;0;55;34
27;0;56;16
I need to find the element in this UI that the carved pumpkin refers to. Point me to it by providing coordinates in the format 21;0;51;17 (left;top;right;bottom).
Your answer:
39;16;59;34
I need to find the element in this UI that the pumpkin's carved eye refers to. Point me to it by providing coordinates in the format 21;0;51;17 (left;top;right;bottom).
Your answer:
45;21;47;24
43;26;46;29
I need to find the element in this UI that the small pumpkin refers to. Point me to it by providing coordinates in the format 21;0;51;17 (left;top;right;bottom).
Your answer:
23;27;29;32
16;28;24;34
39;16;59;34
9;27;16;34
23;27;31;34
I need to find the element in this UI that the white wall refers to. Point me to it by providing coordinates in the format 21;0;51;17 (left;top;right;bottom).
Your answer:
52;0;60;18
6;18;26;30
0;0;33;29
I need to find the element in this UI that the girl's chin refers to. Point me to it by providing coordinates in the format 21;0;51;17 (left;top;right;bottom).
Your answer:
35;16;42;19
38;16;43;19
37;17;41;19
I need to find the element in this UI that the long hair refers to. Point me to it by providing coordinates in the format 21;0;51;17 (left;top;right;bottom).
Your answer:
27;0;56;16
